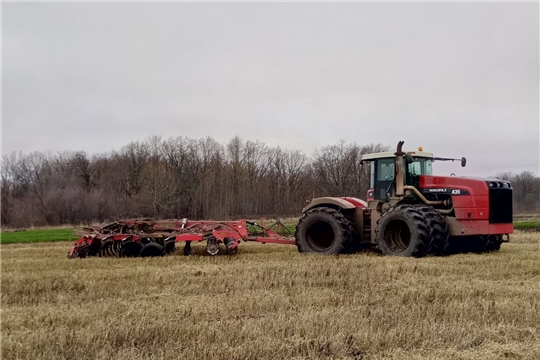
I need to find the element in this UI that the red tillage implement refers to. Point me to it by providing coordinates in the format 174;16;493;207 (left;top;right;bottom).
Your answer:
68;219;295;258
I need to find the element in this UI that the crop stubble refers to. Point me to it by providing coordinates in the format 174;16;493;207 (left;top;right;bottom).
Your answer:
2;232;539;360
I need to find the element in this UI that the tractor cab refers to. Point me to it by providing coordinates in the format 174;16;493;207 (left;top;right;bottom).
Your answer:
362;148;434;202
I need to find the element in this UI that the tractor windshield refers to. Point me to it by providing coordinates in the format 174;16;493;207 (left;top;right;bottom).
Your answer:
406;157;433;185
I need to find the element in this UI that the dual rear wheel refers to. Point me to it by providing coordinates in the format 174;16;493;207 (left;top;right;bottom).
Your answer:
375;204;449;257
295;204;450;257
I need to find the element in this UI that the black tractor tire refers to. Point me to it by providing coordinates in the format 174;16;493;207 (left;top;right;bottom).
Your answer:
418;205;450;256
447;234;503;254
139;242;165;257
120;241;142;257
469;236;488;254
447;236;482;254
344;214;363;253
375;204;449;257
295;207;355;255
484;235;503;252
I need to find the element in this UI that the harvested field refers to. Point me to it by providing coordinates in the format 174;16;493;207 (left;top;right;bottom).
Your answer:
2;232;539;360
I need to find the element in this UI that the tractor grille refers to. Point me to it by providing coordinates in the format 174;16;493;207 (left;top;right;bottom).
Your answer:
488;183;513;224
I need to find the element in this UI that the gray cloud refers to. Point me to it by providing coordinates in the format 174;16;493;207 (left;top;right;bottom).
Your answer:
3;2;538;177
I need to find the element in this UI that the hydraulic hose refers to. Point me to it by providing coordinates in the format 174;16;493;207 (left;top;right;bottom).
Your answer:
403;185;454;214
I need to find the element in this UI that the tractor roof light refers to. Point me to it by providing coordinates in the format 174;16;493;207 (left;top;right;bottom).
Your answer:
418;146;423;151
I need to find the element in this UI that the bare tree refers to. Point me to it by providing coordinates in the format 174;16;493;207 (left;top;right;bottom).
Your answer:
512;171;539;213
72;151;99;193
115;141;149;197
311;141;388;198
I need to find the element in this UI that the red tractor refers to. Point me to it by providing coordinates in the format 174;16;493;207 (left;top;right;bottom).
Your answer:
295;141;513;257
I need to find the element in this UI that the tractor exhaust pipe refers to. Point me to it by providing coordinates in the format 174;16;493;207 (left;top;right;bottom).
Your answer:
394;141;405;197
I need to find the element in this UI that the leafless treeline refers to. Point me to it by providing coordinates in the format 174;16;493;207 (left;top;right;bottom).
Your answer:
1;137;387;227
492;170;540;215
1;136;538;228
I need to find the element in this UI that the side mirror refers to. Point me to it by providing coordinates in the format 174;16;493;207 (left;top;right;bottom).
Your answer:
461;157;467;167
405;153;414;164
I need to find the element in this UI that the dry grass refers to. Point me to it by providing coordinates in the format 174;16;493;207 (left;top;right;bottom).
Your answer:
514;214;540;222
2;232;539;360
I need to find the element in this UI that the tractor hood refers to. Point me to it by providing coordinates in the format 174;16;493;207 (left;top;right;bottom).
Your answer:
418;175;495;196
418;175;513;225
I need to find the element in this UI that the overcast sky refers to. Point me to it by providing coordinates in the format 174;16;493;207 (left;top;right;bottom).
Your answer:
3;2;539;177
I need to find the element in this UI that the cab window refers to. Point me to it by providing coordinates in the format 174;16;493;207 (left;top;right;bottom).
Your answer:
408;162;422;176
406;158;433;185
378;160;395;181
425;160;433;175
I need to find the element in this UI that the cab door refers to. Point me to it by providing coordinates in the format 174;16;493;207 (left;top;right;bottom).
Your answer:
373;158;395;201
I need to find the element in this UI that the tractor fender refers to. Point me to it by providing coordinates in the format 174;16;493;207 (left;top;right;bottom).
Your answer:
302;197;366;213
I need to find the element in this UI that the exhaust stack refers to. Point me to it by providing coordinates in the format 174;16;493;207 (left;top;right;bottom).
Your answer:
394;141;405;197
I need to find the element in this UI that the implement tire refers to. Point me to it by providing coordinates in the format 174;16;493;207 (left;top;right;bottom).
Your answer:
164;238;177;255
295;207;354;255
120;241;142;257
139;242;164;257
376;204;448;257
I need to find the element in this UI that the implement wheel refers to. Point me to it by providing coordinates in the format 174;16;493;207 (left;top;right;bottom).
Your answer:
139;242;164;257
120;241;142;257
295;207;354;255
164;237;177;255
376;204;449;257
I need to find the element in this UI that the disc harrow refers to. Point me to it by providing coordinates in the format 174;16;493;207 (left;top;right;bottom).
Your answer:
68;219;295;259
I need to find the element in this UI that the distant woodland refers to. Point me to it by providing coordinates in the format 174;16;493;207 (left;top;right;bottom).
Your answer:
2;136;538;227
